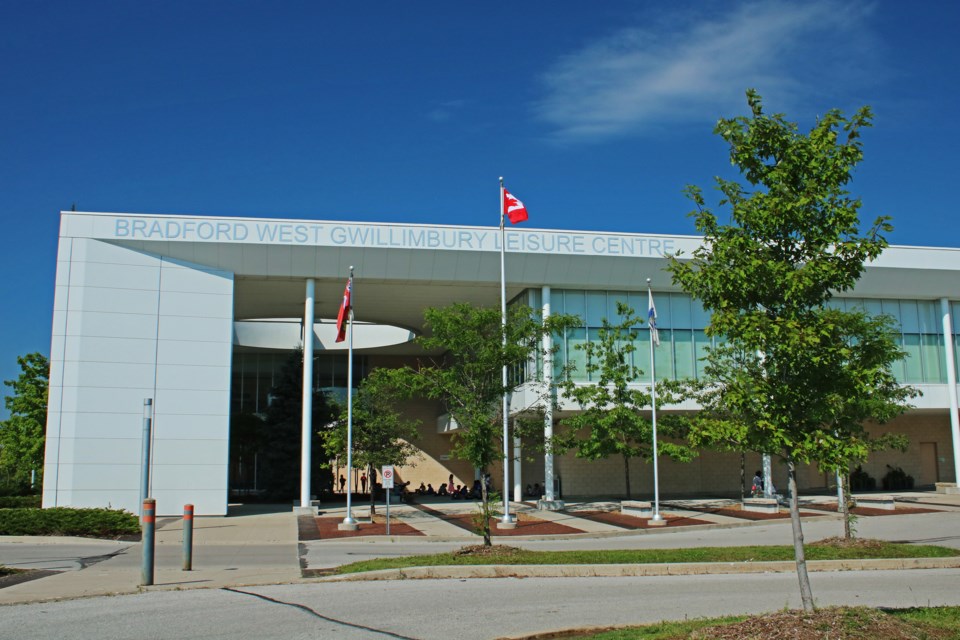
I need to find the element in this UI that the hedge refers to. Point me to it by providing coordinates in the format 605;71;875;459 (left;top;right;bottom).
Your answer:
0;507;140;538
0;495;42;509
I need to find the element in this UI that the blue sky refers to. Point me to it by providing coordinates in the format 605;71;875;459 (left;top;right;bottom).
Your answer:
2;1;959;410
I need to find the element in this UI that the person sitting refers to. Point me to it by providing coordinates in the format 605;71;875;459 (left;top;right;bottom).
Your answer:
417;482;427;495
470;479;482;499
426;483;436;495
437;482;448;496
524;483;534;498
532;482;542;497
458;485;469;500
451;484;463;500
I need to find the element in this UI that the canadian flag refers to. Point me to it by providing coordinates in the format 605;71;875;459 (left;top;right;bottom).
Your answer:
503;188;529;224
335;277;352;343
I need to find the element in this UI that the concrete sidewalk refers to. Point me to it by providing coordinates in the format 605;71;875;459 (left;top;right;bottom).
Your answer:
3;492;959;605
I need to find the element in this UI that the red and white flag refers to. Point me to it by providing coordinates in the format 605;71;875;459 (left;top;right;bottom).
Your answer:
335;276;352;343
503;188;529;224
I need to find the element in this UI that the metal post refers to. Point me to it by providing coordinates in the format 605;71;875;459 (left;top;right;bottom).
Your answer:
140;399;153;518
647;281;663;523
182;504;194;571
300;279;315;512
141;498;156;586
342;268;358;529
763;454;773;498
385;487;391;536
499;178;514;526
513;429;522;503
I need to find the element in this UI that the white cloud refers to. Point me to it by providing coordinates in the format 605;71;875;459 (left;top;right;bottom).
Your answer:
535;1;878;142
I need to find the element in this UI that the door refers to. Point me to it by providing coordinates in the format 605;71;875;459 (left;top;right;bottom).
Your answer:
919;442;939;486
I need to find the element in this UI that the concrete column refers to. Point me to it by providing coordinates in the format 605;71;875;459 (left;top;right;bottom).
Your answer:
540;286;562;509
298;278;316;514
941;299;960;484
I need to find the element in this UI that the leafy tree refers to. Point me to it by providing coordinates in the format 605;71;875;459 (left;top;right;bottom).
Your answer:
0;353;49;493
556;303;692;498
260;348;337;500
384;302;575;545
669;90;914;612
322;367;421;515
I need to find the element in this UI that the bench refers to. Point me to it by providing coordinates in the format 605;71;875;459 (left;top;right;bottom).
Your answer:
621;500;653;518
855;495;896;510
742;498;779;514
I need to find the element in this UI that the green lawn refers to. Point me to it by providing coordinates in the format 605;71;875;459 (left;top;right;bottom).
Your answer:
334;541;959;574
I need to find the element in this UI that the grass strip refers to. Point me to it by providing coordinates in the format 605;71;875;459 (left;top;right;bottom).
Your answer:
334;542;960;574
577;606;960;639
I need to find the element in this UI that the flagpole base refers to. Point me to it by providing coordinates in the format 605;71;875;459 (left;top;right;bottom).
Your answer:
338;517;359;531
496;514;517;530
648;514;667;527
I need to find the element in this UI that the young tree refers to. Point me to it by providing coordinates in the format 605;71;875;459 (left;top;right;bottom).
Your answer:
384;302;574;545
322;367;421;515
0;353;49;492
669;90;914;612
556;303;692;498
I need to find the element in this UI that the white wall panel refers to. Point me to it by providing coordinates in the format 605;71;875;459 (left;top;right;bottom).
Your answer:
67;286;159;315
62;361;156;390
60;490;140;512
160;265;233;295
73;238;159;266
155;364;230;391
55;437;141;465
151;490;225;516
149;413;230;439
70;261;160;290
64;335;158;364
156;339;232;366
154;389;230;416
58;386;155;414
153;439;229;466
156;290;233;319
157;315;231;342
55;412;143;439
151;464;227;491
61;463;140;491
67;310;158;339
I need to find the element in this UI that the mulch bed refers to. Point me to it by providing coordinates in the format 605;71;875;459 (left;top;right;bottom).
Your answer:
0;569;59;590
573;510;711;529
298;515;424;540
679;505;821;521
805;503;941;517
413;504;585;536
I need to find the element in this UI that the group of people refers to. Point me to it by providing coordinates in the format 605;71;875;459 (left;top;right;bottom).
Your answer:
412;474;491;500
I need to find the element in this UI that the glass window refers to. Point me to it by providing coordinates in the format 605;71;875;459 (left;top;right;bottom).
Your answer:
899;300;920;333
566;327;588;382
918;301;939;335
633;328;652;383
692;301;711;330
902;334;923;383
607;291;629;322
586;292;606;327
670;294;693;329
694;330;711;379
674;330;695;379
654;330;674;380
564;290;585;324
862;299;883;317
921;334;945;383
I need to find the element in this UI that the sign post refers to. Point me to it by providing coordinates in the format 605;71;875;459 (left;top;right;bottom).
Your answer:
382;465;394;536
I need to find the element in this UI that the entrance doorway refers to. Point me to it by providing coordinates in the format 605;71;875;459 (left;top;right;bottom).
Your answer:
919;442;939;486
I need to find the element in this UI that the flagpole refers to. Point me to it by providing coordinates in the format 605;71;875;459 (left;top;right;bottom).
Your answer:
342;267;357;528
499;177;514;526
647;278;663;523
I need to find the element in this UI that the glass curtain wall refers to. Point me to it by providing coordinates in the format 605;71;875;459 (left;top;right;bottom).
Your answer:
523;289;956;385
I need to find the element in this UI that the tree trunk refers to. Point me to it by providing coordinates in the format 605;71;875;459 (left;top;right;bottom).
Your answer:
623;455;631;499
480;480;492;546
839;472;852;539
739;452;746;500
368;464;376;516
787;459;815;612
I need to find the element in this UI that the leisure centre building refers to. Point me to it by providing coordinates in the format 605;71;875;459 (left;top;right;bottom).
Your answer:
43;211;960;515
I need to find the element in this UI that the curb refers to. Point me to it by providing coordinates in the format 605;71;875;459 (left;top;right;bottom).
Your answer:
315;556;960;582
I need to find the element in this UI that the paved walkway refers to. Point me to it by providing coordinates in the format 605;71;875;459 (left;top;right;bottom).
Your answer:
2;491;958;605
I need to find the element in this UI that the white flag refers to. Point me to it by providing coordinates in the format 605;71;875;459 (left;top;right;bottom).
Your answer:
648;289;660;347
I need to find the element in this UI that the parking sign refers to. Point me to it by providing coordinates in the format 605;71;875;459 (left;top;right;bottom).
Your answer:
382;466;394;489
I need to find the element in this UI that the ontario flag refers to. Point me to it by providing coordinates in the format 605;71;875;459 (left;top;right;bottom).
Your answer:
503;188;529;225
335;276;352;343
648;288;660;347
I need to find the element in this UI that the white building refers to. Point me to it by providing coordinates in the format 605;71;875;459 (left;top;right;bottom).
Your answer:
43;211;960;514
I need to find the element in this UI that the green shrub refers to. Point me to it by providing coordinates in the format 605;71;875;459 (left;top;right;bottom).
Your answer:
882;465;915;491
0;495;42;509
0;507;140;538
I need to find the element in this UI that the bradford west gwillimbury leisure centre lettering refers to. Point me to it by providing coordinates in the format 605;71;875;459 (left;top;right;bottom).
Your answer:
112;217;677;257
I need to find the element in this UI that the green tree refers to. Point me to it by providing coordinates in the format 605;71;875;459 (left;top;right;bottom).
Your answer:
557;303;692;498
260;348;337;500
668;90;914;612
384;302;575;545
322;368;421;515
0;353;49;492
